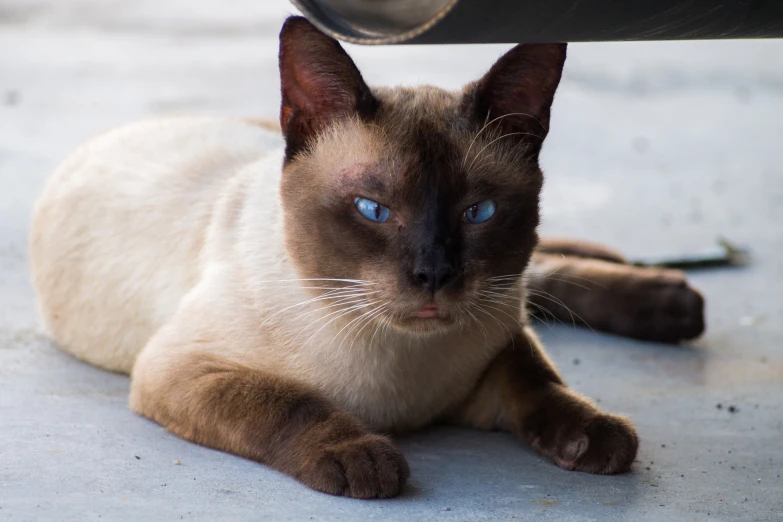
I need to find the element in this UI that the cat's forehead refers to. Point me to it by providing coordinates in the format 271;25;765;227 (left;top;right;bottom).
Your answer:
304;85;532;199
371;86;531;187
327;86;467;177
374;86;463;127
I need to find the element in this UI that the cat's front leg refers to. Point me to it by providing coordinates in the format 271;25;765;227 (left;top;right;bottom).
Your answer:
452;326;638;474
129;327;409;498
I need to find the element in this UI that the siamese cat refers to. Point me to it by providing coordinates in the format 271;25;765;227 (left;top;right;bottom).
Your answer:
30;17;704;498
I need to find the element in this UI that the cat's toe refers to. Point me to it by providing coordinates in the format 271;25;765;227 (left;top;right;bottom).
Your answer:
529;404;638;475
301;434;409;499
570;413;639;474
670;285;705;340
648;276;705;343
551;434;589;470
622;271;705;343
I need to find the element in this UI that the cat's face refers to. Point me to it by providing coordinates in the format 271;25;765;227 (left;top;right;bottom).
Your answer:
277;17;566;336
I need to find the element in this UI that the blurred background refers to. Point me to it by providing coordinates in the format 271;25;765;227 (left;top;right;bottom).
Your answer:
2;1;783;520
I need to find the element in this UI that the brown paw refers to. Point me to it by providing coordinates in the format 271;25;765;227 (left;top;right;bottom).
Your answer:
298;433;409;499
617;270;705;343
527;394;638;474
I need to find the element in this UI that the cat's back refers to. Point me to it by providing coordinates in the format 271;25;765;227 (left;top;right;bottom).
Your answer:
30;117;283;373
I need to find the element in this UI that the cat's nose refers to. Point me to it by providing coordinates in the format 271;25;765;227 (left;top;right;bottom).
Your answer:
413;263;456;294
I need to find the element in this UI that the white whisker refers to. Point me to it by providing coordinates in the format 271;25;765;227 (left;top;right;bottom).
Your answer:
524;300;561;330
471;301;516;346
290;295;375;324
347;305;388;352
332;301;384;351
523;269;608;289
525;289;595;333
462;304;489;340
467;131;543;174
261;290;380;327
297;299;381;348
461;112;544;170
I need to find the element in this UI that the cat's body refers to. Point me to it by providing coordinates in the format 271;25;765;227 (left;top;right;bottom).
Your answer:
32;117;272;375
30;18;704;498
32;116;510;432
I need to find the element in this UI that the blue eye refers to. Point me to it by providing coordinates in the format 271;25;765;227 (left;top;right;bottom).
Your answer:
354;197;390;223
464;200;497;224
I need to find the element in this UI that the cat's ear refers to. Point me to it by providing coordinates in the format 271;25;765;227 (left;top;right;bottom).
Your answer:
278;16;378;160
466;44;567;155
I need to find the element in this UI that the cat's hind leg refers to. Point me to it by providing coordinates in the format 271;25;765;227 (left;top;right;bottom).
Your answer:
525;249;704;343
536;237;627;264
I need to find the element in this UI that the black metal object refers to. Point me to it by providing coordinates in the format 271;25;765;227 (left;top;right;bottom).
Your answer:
291;0;783;44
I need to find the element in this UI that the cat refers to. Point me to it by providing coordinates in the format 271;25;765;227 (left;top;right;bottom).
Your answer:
30;16;704;498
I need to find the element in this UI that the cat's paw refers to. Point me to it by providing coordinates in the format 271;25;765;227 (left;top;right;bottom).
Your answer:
529;408;638;475
298;433;409;499
610;269;705;343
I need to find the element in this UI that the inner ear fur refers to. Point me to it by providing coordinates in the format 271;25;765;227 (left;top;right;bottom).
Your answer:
464;43;567;155
278;16;378;160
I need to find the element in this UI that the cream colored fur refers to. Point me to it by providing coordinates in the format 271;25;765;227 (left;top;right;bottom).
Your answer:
30;117;518;432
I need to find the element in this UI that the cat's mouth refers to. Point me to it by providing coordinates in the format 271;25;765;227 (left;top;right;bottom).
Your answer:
413;303;440;319
393;301;458;334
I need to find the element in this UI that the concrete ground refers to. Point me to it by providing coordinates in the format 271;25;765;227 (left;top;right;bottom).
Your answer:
2;1;783;520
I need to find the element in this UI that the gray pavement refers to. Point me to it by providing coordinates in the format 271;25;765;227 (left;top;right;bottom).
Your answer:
2;1;783;520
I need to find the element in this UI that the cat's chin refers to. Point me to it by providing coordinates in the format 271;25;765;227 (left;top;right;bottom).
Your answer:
390;315;459;337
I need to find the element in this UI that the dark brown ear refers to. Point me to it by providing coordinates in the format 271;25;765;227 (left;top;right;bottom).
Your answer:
278;16;378;160
467;44;567;156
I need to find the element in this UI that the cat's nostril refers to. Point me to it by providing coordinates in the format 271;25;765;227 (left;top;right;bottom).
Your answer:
414;269;436;293
413;266;456;294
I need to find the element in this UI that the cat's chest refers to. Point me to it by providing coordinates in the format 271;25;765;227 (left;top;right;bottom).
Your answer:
248;277;516;432
292;329;508;432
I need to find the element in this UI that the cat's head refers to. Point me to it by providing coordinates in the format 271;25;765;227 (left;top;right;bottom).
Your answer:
277;17;566;336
